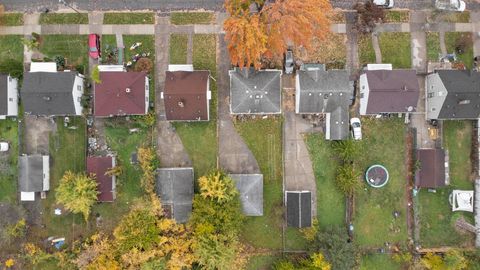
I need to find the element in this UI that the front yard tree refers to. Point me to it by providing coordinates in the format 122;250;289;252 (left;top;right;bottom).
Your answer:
198;171;238;203
55;171;98;221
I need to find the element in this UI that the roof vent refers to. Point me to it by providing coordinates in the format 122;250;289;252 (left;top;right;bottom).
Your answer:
402;85;408;91
458;99;471;105
43;96;51;101
178;101;185;108
126;88;131;93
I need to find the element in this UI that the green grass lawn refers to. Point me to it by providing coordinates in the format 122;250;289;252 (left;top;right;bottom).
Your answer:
234;117;284;250
445;32;474;68
39;35;88;71
354;118;408;248
0;13;24;26
360;254;402;270
427;32;441;61
0;119;19;203
0;35;24;62
433;11;470;23
170;12;215;25
123;35;156;106
305;134;345;229
103;12;154;24
173;34;217;178
39;13;88;24
384;11;410;23
246;255;280;270
359;35;376;66
418;121;474;247
379;32;412;68
169;34;188;64
42;117;87;240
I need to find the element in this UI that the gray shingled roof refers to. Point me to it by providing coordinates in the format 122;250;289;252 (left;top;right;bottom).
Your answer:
0;74;8;115
436;70;480;119
21;72;77;115
230;68;281;114
286;191;311;228
297;70;353;140
229;174;263;216
155;168;194;223
19;155;45;192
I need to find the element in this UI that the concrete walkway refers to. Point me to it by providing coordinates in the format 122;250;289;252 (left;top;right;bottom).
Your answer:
217;35;260;174
472;11;480;57
410;11;427;72
372;33;382;64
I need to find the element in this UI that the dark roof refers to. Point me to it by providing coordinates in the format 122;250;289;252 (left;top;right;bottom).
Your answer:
0;74;8;115
436;70;480;119
94;71;147;116
164;71;209;121
19;155;45;192
230;68;282;114
21;72;77;115
286;191;311;228
415;149;447;188
364;70;420;114
87;156;115;202
327;106;349;140
230;174;263;216
155;168;194;223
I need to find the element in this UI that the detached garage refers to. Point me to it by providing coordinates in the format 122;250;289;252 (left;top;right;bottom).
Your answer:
286;191;312;228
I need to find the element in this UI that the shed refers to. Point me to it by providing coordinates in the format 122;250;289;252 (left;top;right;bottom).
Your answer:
87;156;116;202
19;155;49;201
229;174;263;216
285;191;312;228
155;168;194;223
415;149;448;188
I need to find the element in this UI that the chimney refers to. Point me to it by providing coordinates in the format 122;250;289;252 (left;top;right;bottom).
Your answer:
178;100;185;108
126;88;131;93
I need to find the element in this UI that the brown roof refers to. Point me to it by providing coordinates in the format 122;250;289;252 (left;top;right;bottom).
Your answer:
415;149;446;188
164;71;209;121
94;71;147;117
87;156;115;202
364;70;420;114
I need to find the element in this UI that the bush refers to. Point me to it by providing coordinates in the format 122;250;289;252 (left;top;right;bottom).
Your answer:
0;59;23;79
455;34;473;55
354;1;385;34
91;65;101;83
54;55;65;69
134;58;153;73
75;64;85;74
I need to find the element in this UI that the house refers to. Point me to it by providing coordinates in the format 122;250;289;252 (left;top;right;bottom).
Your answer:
21;63;84;116
19;155;49;201
94;66;149;117
229;174;263;216
155;167;194;223
359;68;419;115
162;65;210;121
285;191;311;228
426;70;480;120
295;66;353;140
0;74;18;119
415;149;449;188
229;68;282;114
87;156;116;202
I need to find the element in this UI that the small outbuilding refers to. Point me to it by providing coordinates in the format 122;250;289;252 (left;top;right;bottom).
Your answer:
285;191;312;228
87;156;116;202
415;148;449;188
229;174;263;216
0;73;18;119
449;190;474;212
155;167;194;223
19;155;50;201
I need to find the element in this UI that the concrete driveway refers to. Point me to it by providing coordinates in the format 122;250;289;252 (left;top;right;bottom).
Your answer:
23;116;57;155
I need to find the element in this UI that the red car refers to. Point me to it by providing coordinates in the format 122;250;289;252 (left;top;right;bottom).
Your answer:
88;34;100;59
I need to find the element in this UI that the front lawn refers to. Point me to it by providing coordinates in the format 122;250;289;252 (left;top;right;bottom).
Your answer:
354;118;408;248
445;32;474;68
169;34;188;65
0;119;19;203
293;34;346;69
39;35;88;71
0;13;24;26
39;13;88;24
379;32;412;68
170;12;215;25
359;34;376;66
234;117;284;250
103;13;155;24
0;35;24;62
418;121;474;247
360;254;402;270
305;133;345;229
173;34;217;178
426;32;441;61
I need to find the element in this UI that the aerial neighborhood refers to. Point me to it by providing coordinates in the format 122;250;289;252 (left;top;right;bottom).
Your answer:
1;0;480;269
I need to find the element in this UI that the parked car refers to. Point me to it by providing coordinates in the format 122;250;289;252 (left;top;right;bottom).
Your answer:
88;34;101;59
435;0;466;12
0;142;9;152
285;50;294;74
350;118;362;140
373;0;394;9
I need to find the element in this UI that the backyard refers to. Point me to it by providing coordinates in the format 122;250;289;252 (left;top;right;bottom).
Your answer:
418;120;475;247
173;34;218;178
378;32;412;68
0;119;19;203
360;254;402;270
354;118;408;248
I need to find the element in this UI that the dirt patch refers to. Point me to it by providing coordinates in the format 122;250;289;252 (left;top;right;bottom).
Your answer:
0;202;26;256
23;116;57;155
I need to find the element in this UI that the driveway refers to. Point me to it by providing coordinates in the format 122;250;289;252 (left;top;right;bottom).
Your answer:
23;116;57;155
